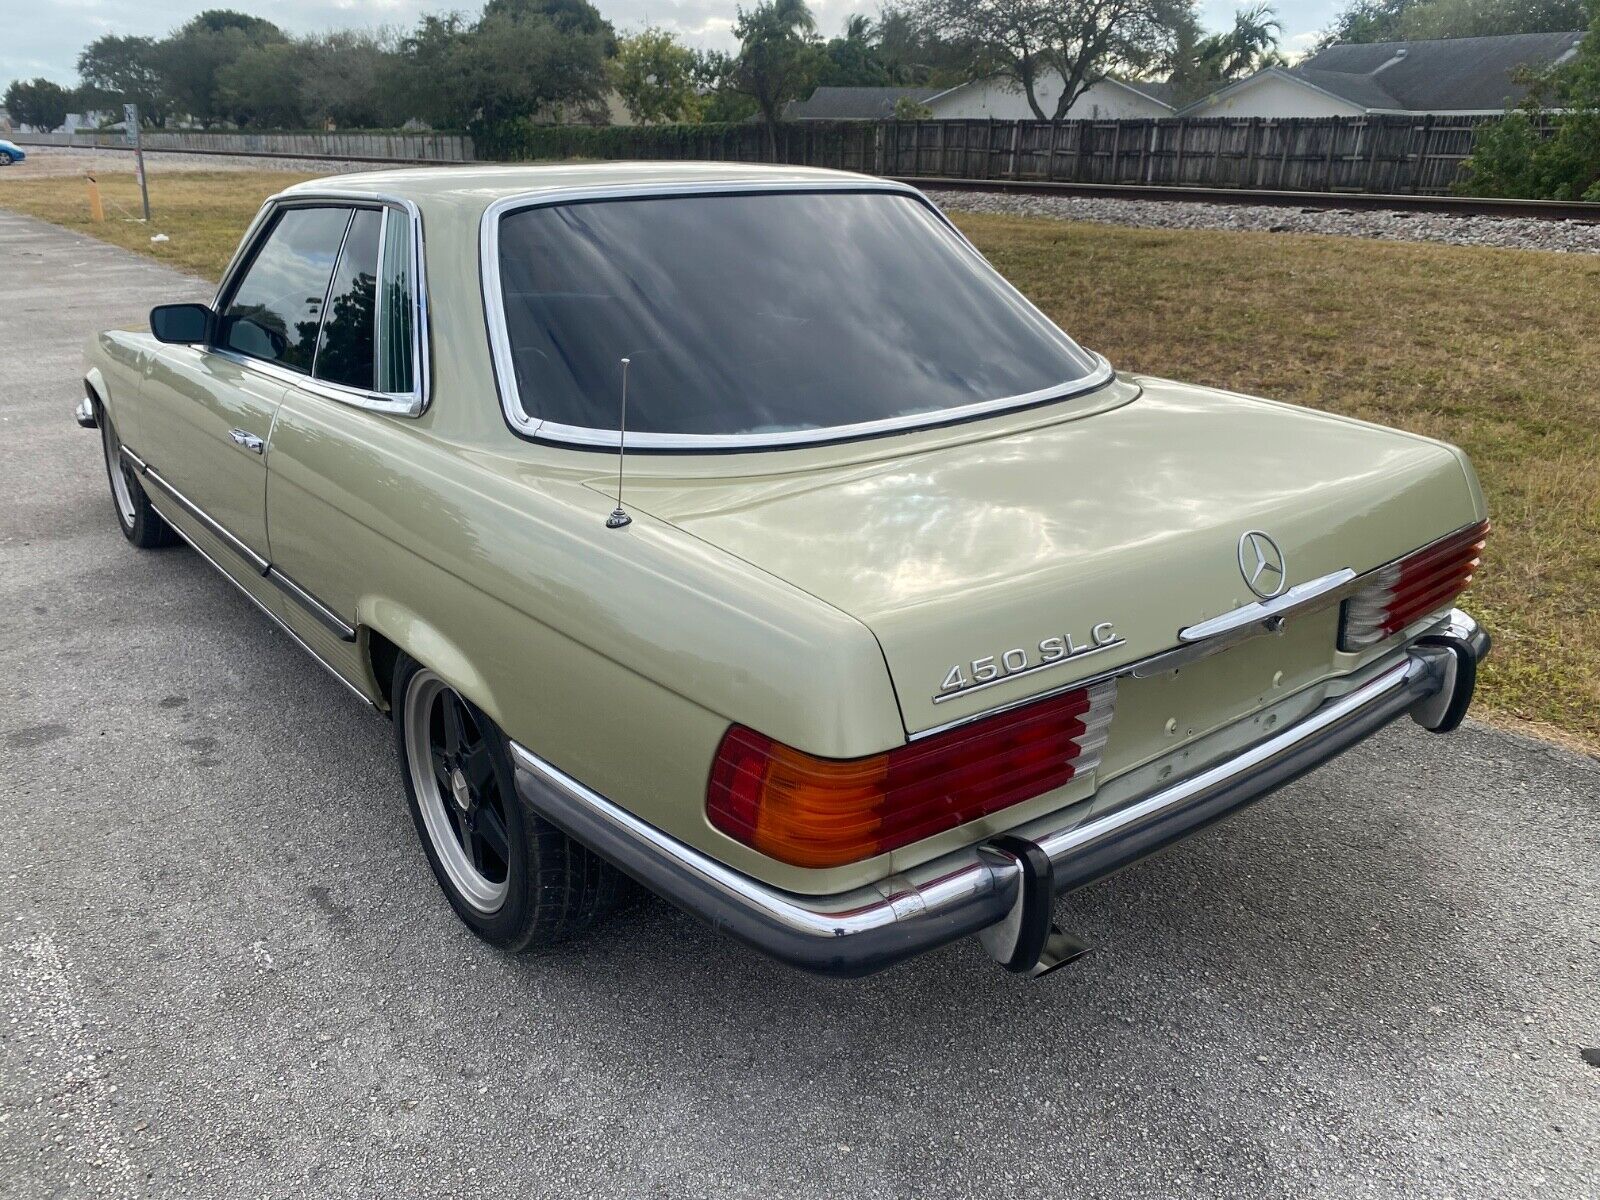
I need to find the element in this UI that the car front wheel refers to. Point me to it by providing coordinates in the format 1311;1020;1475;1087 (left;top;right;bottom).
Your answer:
99;409;176;549
394;656;626;951
0;152;13;166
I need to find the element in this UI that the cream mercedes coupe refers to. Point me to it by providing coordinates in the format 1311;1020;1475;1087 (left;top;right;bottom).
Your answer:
78;164;1490;977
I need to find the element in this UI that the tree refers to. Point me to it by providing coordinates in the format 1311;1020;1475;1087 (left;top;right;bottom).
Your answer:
818;14;893;86
156;10;286;126
1322;0;1586;45
1400;0;1589;38
76;35;168;126
3;78;71;131
612;28;703;124
394;2;611;129
732;0;823;157
875;4;989;84
1459;0;1600;198
1168;3;1284;105
694;50;761;121
1316;0;1413;47
217;42;308;128
297;31;408;129
913;0;1197;121
485;0;616;44
394;14;476;128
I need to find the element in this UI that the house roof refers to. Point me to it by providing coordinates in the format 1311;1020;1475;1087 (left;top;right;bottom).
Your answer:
1298;31;1585;111
785;87;948;120
1185;30;1585;115
1115;78;1180;108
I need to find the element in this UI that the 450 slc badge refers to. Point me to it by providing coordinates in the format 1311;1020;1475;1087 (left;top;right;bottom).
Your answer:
935;622;1125;704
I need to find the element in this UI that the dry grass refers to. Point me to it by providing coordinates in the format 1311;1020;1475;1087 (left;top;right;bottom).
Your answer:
963;212;1600;751
3;171;1595;751
0;169;319;279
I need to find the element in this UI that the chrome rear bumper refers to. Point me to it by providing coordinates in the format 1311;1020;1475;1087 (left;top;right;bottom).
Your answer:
509;610;1488;978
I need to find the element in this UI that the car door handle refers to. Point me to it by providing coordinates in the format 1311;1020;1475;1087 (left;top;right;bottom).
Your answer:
228;428;265;455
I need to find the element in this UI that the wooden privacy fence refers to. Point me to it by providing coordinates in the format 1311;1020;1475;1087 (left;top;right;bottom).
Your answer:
640;115;1518;196
23;128;476;162
18;115;1546;196
876;116;1506;194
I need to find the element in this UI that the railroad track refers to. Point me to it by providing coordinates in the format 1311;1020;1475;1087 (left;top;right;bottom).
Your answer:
898;176;1600;222
21;139;1600;223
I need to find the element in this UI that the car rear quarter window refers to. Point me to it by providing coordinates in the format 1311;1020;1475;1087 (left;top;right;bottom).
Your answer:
375;209;416;395
495;190;1099;440
220;206;351;374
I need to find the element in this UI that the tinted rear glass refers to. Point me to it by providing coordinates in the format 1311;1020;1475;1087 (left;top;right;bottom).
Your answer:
497;191;1097;439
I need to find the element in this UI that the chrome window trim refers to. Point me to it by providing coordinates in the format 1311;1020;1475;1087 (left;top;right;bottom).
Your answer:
478;179;1115;451
211;191;432;418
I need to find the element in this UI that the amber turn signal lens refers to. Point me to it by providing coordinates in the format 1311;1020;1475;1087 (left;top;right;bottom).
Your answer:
707;681;1116;868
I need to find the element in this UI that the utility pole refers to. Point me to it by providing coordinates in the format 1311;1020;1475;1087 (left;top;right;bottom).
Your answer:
125;103;151;222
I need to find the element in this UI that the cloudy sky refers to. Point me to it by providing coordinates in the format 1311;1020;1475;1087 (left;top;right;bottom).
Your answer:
2;0;1339;88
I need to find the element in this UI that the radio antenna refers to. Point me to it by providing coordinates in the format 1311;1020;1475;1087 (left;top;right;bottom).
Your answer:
606;357;632;529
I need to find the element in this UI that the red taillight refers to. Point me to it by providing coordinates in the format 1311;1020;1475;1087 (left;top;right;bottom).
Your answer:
707;681;1116;868
1340;520;1489;651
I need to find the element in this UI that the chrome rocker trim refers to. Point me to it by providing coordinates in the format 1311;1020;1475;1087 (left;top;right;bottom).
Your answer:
510;610;1488;978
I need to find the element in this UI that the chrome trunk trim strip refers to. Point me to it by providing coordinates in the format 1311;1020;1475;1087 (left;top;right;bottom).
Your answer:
1177;567;1358;643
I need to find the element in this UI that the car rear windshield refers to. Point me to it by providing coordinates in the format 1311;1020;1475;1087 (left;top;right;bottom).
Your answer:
495;190;1101;441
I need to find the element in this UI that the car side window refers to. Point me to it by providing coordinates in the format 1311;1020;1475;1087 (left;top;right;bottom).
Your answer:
310;205;416;396
375;208;416;395
219;206;352;374
313;209;381;390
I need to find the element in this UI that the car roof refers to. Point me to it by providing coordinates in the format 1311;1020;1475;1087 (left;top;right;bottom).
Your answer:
280;161;879;208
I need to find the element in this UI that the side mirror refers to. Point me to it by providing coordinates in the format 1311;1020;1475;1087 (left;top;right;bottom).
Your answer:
150;303;214;345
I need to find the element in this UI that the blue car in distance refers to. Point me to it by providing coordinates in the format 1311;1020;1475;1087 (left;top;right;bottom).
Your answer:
0;139;26;165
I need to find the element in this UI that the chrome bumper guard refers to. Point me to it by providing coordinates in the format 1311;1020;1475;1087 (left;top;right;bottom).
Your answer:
509;610;1488;978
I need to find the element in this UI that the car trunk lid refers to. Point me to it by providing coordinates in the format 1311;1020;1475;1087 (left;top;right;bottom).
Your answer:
602;379;1478;738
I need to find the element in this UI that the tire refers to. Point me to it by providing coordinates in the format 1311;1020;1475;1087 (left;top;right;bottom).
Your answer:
393;655;626;951
0;152;13;166
99;407;177;549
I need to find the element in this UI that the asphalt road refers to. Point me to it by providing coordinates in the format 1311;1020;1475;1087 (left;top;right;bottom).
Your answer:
1;209;1596;1200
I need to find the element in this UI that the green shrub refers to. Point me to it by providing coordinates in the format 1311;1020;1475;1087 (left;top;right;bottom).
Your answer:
1457;0;1600;199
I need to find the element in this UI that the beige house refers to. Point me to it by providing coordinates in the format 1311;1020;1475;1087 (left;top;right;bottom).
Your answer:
787;76;1176;122
925;75;1176;120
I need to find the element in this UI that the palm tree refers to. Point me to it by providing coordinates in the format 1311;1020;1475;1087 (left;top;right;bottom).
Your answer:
733;0;820;158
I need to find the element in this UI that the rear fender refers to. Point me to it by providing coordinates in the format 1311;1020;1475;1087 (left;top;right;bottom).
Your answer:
361;598;501;718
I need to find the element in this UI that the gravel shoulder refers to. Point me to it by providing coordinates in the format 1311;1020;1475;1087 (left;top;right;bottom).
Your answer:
3;211;1599;1200
930;187;1600;254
